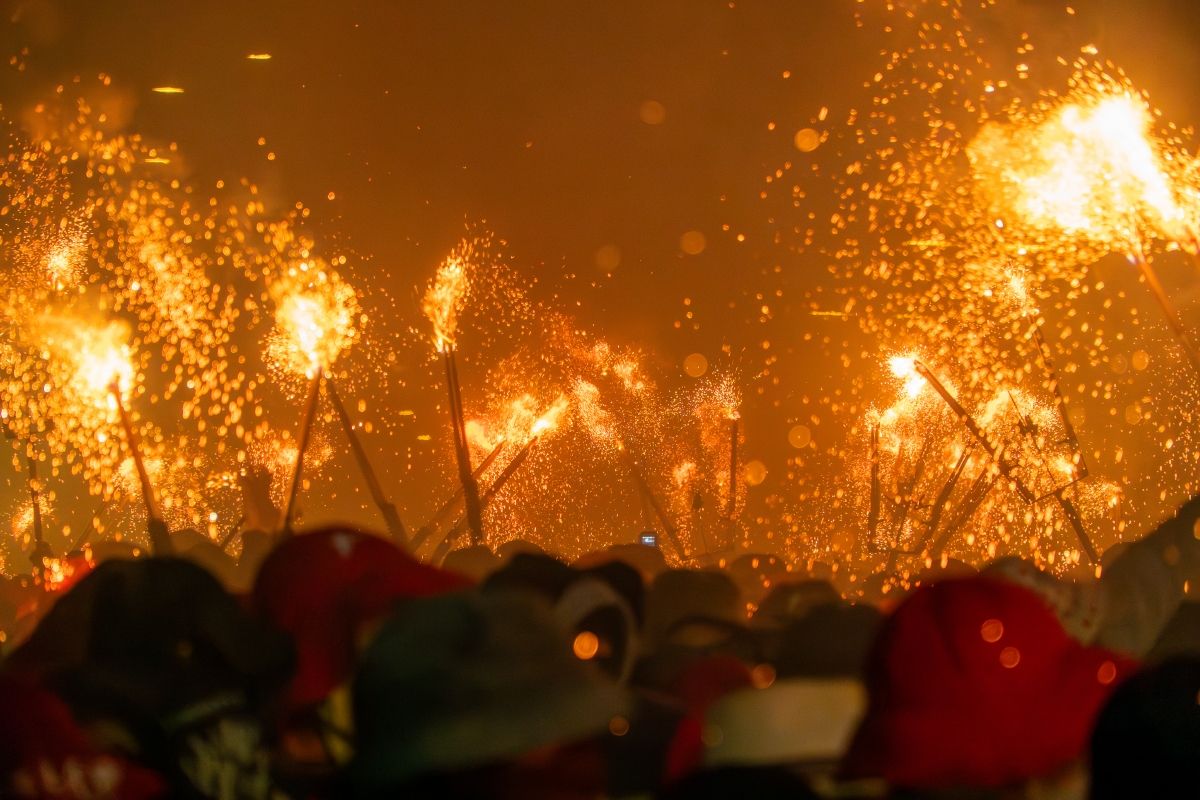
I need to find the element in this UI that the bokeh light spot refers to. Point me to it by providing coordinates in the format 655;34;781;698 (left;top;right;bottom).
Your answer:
680;230;707;255
639;100;666;125
683;353;709;378
1000;646;1021;669
573;630;600;660
788;425;812;449
793;128;821;152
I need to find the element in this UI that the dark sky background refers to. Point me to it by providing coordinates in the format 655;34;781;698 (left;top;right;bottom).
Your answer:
2;0;1200;559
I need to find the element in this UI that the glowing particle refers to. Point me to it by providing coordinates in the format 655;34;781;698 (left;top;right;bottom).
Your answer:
573;630;600;660
683;353;709;378
594;244;622;271
743;460;768;487
639;100;666;125
680;230;707;255
1000;647;1021;669
794;128;821;152
787;425;812;449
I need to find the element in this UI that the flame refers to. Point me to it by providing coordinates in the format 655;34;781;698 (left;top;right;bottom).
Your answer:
574;380;617;443
40;319;135;405
423;246;472;352
889;355;926;399
467;394;571;455
971;89;1189;244
266;264;361;379
530;395;570;437
673;461;697;487
465;419;496;454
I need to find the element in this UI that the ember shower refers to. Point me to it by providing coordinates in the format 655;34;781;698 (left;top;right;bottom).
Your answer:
2;0;1200;584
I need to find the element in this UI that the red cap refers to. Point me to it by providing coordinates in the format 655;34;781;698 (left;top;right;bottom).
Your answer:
663;655;754;783
0;676;166;799
843;577;1135;789
252;526;472;709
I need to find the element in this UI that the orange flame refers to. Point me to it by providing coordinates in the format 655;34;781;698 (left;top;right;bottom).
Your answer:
423;247;471;352
266;263;361;378
971;88;1190;245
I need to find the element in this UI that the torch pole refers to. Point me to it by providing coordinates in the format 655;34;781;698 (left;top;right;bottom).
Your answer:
913;361;1035;503
411;441;505;555
478;436;539;507
866;422;880;557
279;367;323;536
24;450;45;552
111;383;171;554
912;446;972;558
1055;491;1099;565
443;347;484;545
24;446;54;573
726;417;739;519
930;471;998;559
1031;323;1089;479
623;447;688;559
326;380;408;546
1130;248;1200;376
432;435;543;563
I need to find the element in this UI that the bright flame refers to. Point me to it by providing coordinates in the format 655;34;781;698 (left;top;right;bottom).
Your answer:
530;395;570;437
972;89;1189;244
423;247;471;352
266;264;361;379
41;319;136;405
467;394;570;454
889;356;926;398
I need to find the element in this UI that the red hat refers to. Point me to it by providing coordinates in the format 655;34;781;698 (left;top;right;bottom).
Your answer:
0;675;166;799
253;526;472;709
662;655;754;783
843;577;1135;790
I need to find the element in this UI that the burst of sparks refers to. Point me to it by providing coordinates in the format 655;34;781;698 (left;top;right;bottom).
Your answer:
970;84;1193;252
265;264;362;379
